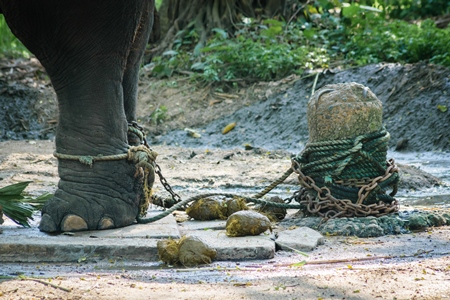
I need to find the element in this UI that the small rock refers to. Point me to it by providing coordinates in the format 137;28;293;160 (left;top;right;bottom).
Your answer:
395;138;409;151
276;227;324;252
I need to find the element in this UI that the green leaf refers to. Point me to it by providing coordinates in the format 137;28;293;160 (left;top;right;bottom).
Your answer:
359;5;382;13
263;19;283;27
212;28;228;39
303;29;316;39
0;181;31;196
437;104;448;112
191;62;206;71
342;4;361;18
0;182;52;227
162;50;178;56
201;44;233;53
1;200;35;227
290;261;307;268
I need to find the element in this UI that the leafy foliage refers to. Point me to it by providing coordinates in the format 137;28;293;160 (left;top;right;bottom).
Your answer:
0;15;30;58
0;182;52;227
342;5;450;66
150;105;168;125
150;1;450;84
1;1;449;82
359;0;450;20
152;19;330;83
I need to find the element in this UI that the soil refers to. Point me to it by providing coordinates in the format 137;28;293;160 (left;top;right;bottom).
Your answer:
138;63;450;153
1;58;450;299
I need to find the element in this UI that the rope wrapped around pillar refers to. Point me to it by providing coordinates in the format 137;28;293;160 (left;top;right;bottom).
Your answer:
294;82;400;218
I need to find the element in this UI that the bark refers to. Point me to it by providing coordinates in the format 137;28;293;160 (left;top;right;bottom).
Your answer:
146;0;304;59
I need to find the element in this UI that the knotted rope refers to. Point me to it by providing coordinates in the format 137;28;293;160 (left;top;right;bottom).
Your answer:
292;127;400;218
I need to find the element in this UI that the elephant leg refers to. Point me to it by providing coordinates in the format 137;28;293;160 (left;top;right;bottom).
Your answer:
1;0;155;232
123;2;154;146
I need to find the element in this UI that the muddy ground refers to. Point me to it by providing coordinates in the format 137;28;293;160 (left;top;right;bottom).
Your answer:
1;59;450;299
1;141;450;300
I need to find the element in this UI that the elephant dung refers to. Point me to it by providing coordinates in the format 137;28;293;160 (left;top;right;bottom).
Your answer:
157;239;180;265
158;236;217;266
186;197;248;221
226;210;272;237
255;196;287;221
224;197;248;216
186;198;228;220
178;236;217;267
307;82;383;142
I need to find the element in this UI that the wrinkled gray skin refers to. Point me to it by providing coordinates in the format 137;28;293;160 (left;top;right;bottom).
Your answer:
0;0;155;232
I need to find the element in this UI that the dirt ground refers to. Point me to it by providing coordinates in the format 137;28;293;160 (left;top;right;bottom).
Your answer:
1;59;450;299
1;140;450;300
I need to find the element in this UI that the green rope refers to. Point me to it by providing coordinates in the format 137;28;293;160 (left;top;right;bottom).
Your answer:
53;124;146;167
128;126;145;141
294;127;399;205
252;168;294;199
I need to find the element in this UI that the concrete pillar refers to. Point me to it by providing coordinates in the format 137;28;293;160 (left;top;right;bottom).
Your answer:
307;82;383;143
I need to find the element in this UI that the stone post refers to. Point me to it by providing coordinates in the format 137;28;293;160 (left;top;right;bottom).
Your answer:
307;82;383;142
295;82;399;217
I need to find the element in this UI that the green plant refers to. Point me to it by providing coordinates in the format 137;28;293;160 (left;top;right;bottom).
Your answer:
150;105;168;125
0;181;52;227
0;15;30;58
152;18;330;83
149;1;450;84
342;4;450;66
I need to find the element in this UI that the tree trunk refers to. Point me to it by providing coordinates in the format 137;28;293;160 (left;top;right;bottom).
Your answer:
147;0;295;59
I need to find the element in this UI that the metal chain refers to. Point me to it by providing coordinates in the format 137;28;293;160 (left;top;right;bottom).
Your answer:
129;122;183;206
291;158;399;218
154;163;183;204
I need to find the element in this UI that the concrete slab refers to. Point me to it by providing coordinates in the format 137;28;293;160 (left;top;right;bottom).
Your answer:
0;235;159;262
0;211;277;263
0;210;180;263
187;230;275;260
275;227;324;252
178;220;227;231
78;211;181;239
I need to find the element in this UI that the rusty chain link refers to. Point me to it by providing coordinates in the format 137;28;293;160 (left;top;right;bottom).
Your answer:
154;163;183;204
129;122;183;208
290;158;399;218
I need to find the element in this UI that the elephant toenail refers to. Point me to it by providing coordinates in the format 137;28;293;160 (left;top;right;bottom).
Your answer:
39;213;58;233
98;217;115;230
61;215;88;232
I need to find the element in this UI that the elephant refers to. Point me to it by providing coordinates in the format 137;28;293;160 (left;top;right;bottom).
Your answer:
0;0;158;232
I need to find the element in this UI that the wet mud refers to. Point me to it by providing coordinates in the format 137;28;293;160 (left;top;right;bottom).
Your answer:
0;59;57;141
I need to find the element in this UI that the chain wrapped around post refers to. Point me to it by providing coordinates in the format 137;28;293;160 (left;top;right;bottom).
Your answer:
291;128;400;218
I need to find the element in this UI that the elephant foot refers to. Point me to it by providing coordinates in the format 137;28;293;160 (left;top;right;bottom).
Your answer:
40;214;90;233
38;159;145;233
39;193;139;233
